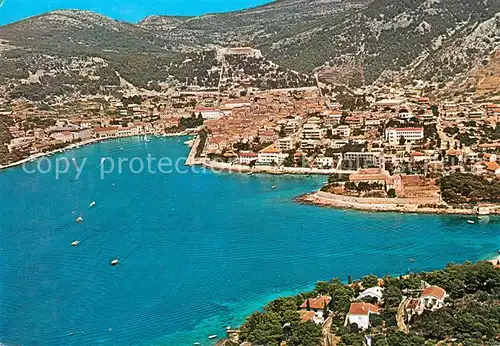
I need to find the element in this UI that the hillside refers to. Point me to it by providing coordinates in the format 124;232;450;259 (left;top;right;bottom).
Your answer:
0;0;499;100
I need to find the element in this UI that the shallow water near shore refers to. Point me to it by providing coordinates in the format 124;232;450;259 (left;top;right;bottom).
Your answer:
1;136;499;345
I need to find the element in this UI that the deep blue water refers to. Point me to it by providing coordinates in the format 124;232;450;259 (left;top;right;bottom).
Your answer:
0;0;273;26
0;136;499;345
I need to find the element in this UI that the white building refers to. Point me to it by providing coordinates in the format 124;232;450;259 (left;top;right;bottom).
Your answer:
315;155;334;168
357;286;385;303
257;147;288;165
332;125;351;138
324;111;343;125
385;127;424;145
276;137;293;151
344;152;382;168
302;123;325;140
238;151;258;165
345;302;379;330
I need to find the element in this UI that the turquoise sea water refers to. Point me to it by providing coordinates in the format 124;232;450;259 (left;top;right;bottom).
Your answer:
0;0;273;26
0;136;499;345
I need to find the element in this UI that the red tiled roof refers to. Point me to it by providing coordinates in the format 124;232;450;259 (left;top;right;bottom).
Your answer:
239;152;257;157
299;311;315;323
348;302;378;316
259;146;281;154
483;161;500;171
421;286;446;300
300;296;331;310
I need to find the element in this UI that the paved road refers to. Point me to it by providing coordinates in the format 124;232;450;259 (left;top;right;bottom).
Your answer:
396;298;410;334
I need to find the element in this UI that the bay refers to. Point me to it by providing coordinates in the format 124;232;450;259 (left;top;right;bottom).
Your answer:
0;136;498;345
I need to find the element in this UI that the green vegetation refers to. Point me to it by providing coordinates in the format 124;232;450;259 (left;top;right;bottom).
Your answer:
239;297;322;346
439;173;500;205
195;130;208;158
179;114;204;129
237;261;500;345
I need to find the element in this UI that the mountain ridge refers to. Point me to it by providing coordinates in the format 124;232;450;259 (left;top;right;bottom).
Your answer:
0;0;499;101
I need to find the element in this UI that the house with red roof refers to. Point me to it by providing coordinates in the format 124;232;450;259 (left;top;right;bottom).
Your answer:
238;151;258;165
299;296;331;325
417;286;447;313
345;302;379;330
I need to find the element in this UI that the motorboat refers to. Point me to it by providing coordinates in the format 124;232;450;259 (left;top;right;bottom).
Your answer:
467;220;475;224
110;259;120;266
71;240;80;246
76;216;83;223
271;185;277;189
89;201;96;208
208;335;217;340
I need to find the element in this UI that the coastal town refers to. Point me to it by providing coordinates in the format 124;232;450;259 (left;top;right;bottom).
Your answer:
1;0;500;343
1;48;499;215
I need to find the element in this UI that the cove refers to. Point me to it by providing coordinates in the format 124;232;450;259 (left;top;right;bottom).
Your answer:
0;136;498;345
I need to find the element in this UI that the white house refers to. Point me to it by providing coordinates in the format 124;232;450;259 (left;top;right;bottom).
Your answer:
472;161;500;176
357;286;385;303
417;286;447;313
345;302;379;330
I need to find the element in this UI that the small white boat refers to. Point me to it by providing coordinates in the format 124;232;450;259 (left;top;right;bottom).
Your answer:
71;240;80;246
110;259;120;266
467;220;475;224
89;201;96;208
208;335;217;340
193;343;201;345
76;216;83;223
271;185;277;189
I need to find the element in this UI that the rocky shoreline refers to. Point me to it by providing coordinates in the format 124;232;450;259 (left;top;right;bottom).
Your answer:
296;191;500;216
